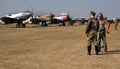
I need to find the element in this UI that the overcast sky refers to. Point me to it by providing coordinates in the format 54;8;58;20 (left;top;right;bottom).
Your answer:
0;0;120;19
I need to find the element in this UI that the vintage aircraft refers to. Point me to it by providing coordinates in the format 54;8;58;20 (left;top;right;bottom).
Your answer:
51;13;70;26
29;12;55;26
24;12;70;27
0;10;33;28
69;17;88;25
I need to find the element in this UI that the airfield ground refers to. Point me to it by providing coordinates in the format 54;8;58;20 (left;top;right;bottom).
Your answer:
0;23;120;69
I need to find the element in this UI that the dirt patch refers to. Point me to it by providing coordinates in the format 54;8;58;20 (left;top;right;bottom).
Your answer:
0;24;120;69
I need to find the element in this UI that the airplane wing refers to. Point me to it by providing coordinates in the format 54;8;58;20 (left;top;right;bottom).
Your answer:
0;17;18;24
0;16;31;24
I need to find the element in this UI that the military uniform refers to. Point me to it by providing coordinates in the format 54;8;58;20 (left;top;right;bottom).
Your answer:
86;18;99;55
97;21;107;52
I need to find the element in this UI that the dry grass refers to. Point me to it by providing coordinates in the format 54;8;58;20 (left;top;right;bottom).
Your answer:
0;23;120;69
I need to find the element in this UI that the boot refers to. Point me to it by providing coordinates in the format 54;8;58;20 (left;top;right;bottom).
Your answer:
87;46;91;55
95;46;99;55
104;45;107;52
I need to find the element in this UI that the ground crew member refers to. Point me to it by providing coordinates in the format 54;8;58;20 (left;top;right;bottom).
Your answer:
85;11;99;55
97;12;110;52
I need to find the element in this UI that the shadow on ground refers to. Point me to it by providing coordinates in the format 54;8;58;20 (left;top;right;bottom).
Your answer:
107;50;120;54
100;50;120;55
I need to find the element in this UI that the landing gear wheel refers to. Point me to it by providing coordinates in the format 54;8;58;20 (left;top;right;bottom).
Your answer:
16;24;26;28
16;24;20;28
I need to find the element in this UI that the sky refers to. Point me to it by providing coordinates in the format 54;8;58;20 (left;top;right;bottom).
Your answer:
0;0;120;19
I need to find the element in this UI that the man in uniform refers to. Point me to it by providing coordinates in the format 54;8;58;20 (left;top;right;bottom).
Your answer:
97;12;110;52
85;11;99;55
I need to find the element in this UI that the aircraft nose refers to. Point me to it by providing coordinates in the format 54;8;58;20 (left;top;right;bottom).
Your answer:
50;13;55;17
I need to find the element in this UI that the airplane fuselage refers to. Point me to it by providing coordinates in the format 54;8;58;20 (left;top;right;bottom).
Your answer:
0;11;32;24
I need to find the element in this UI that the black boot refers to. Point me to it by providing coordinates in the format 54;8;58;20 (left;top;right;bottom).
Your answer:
87;46;91;55
95;46;99;55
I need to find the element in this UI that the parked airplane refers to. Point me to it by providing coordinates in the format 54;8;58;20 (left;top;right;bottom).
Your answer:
30;12;71;26
29;12;55;27
21;12;70;27
69;17;88;25
0;10;33;27
33;13;70;26
51;13;70;26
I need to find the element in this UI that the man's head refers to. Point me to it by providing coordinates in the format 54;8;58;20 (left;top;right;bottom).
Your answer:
97;12;104;20
90;11;96;18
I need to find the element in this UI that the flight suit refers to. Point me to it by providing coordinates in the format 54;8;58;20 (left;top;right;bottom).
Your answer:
86;18;99;55
97;21;107;52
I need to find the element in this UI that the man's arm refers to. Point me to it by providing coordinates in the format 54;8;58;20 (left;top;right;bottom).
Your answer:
85;20;91;35
105;20;111;33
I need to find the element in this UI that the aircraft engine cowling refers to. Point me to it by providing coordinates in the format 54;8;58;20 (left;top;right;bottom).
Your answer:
63;15;69;21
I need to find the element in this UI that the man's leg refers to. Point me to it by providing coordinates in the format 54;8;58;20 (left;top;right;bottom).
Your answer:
97;32;102;52
87;31;94;55
87;45;92;55
102;32;107;52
